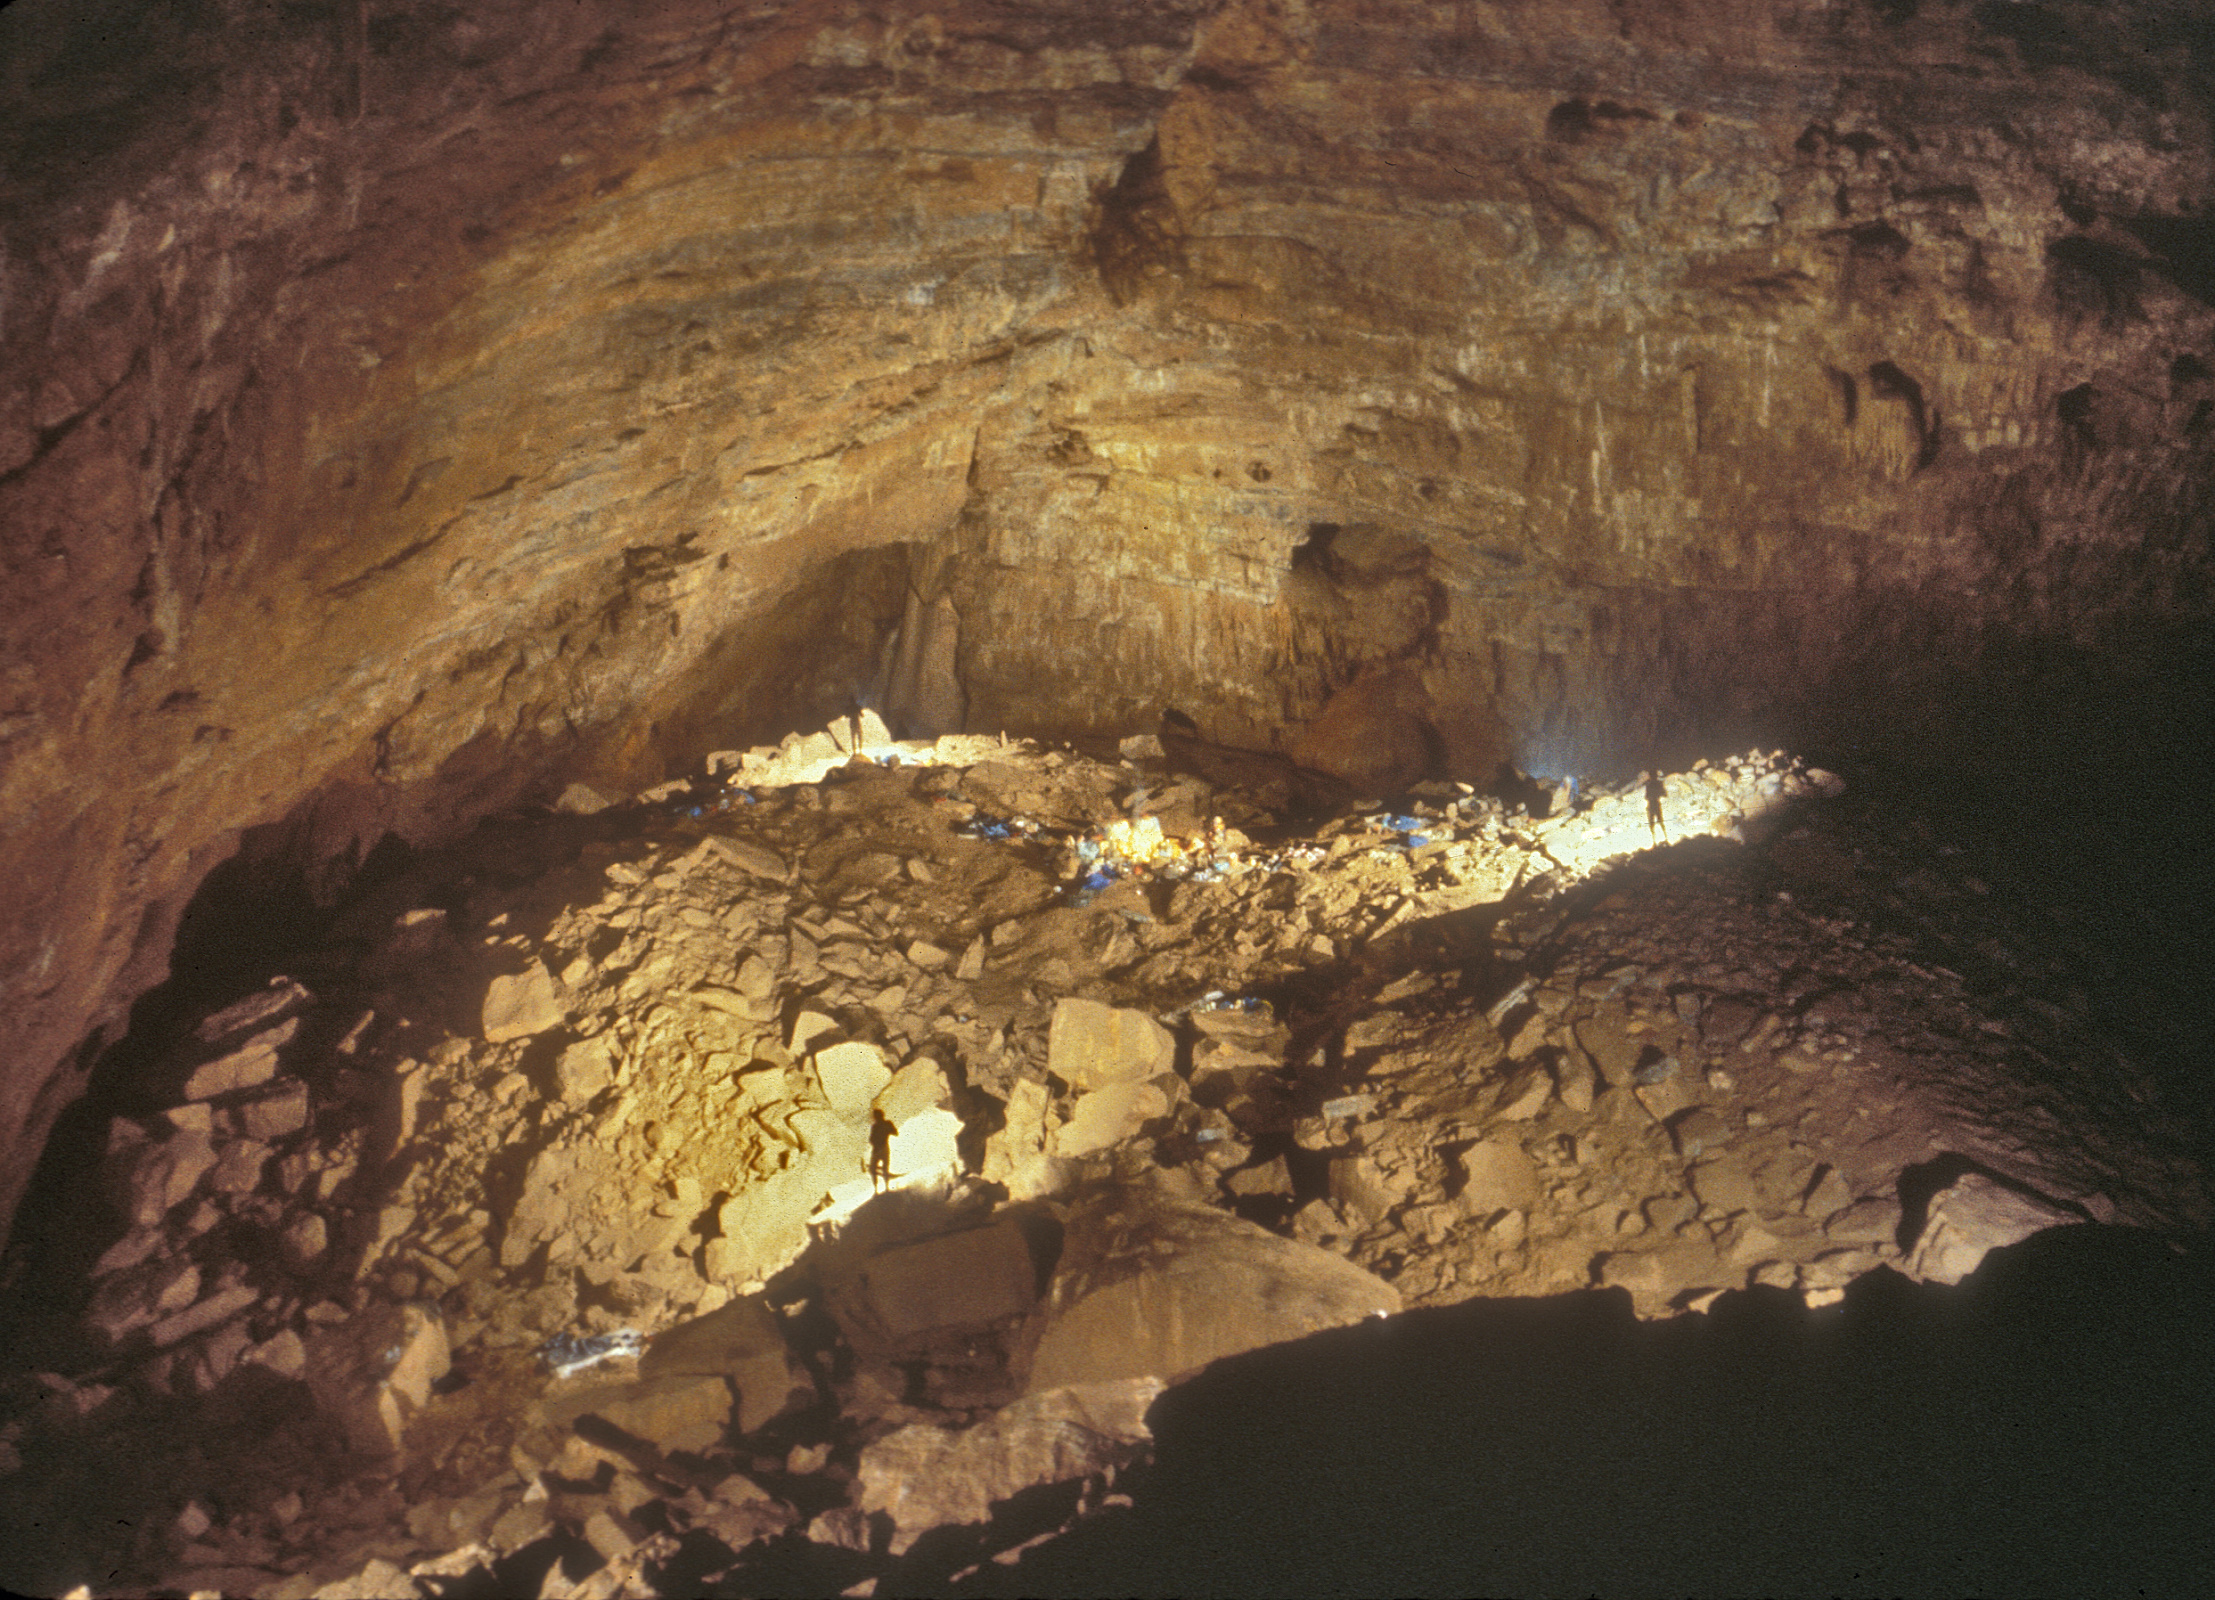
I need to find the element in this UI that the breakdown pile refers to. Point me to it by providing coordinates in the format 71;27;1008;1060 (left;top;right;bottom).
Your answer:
1;721;2203;1599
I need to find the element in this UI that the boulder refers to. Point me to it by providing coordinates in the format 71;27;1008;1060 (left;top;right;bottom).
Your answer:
874;1058;951;1125
981;1079;1068;1201
1492;1060;1552;1121
482;961;563;1043
1453;1139;1539;1215
828;1216;1039;1350
105;1118;219;1228
304;1302;450;1456
590;1375;733;1455
192;979;312;1049
555;781;613;814
1026;1192;1400;1392
641;1297;813;1436
85;1256;201;1346
556;1034;618;1102
1598;1238;1730;1317
1903;1172;2082;1286
1047;999;1175;1092
311;1558;417;1600
1051;1077;1174;1158
1574;1016;1643;1089
813;1040;892;1117
238;1081;311;1141
181;1018;299;1100
887;1105;963;1186
503;1143;589;1269
206;1137;270;1195
152;1284;259;1350
707;836;789;882
1687;1159;1759;1217
858;1379;1162;1555
704;1163;832;1285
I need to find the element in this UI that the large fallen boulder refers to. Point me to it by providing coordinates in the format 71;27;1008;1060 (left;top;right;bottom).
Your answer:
857;1378;1162;1555
826;1215;1041;1354
1047;999;1175;1092
1025;1189;1401;1392
1903;1171;2084;1286
640;1297;814;1435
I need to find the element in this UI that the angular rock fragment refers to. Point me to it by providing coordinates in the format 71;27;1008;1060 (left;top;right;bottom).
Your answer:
182;1018;300;1100
1904;1171;2082;1285
105;1117;220;1228
707;836;789;882
1597;1238;1728;1316
1027;1192;1400;1390
1492;1060;1553;1121
829;1216;1039;1350
982;1079;1067;1200
858;1379;1162;1555
238;1081;311;1141
813;1040;892;1117
556;1034;618;1103
1453;1139;1539;1215
304;1302;451;1456
481;961;563;1043
1051;1077;1175;1159
85;1256;201;1346
192;979;312;1050
1686;1159;1759;1217
589;1374;733;1455
642;1297;813;1436
151;1283;260;1349
556;781;613;814
1048;998;1175;1091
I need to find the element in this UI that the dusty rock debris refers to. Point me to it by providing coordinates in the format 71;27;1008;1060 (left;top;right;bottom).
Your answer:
0;727;2200;1598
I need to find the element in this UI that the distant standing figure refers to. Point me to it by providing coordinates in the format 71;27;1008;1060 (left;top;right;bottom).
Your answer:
1643;772;1668;843
868;1109;895;1193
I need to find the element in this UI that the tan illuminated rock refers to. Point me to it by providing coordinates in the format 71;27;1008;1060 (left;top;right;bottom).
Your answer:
1051;1077;1176;1159
813;1041;892;1119
858;1379;1161;1555
1904;1173;2083;1286
1048;1000;1176;1093
181;1019;298;1101
874;1058;952;1125
1027;1192;1400;1391
482;963;563;1043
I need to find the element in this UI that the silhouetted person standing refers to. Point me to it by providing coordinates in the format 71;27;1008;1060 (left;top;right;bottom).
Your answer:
1644;771;1667;843
868;1108;895;1193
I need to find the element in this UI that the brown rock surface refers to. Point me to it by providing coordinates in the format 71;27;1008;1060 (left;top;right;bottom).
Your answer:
8;0;2212;1266
1027;1190;1402;1391
858;1378;1162;1555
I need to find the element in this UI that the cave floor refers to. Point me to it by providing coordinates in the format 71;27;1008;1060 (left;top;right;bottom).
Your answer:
0;731;2205;1599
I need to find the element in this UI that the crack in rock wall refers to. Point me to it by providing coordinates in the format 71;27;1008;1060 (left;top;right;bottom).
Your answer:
4;0;2213;1257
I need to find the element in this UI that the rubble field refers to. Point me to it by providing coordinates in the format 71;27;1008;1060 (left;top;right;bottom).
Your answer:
1;718;2205;1599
